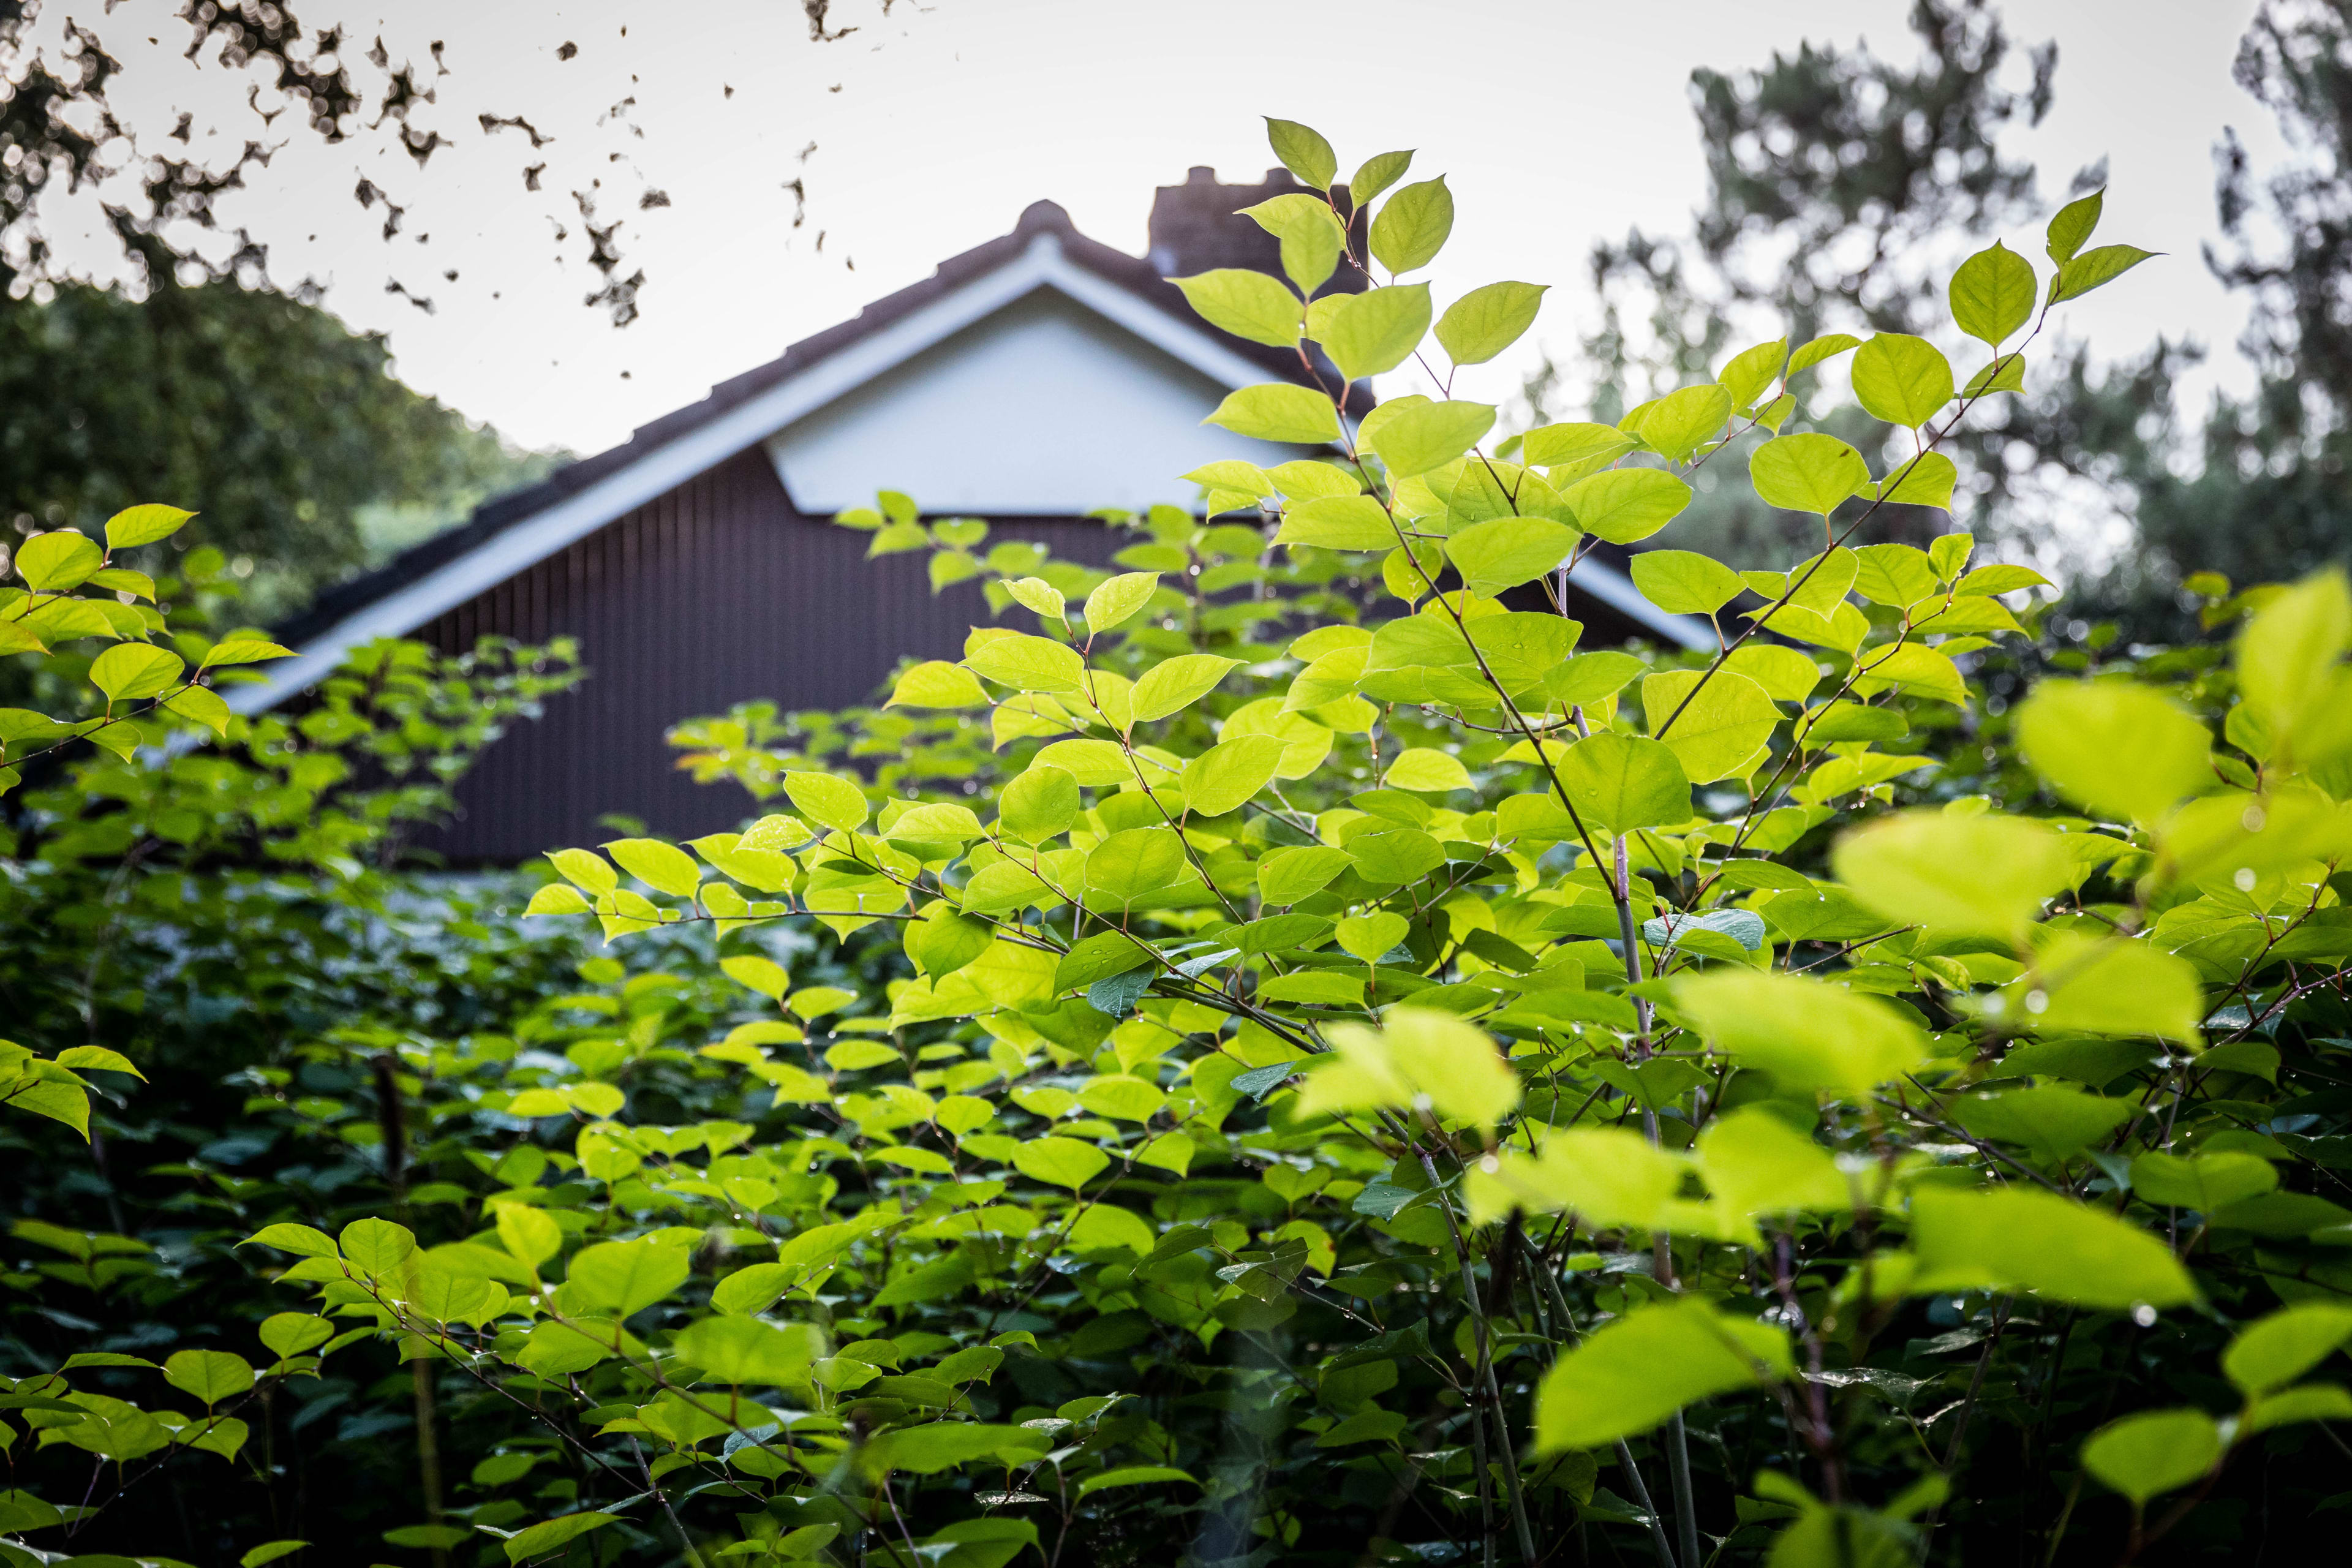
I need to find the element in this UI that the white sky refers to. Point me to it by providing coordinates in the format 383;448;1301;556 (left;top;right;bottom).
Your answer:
24;0;2282;460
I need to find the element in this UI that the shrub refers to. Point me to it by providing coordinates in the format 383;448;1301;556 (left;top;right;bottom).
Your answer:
7;118;2351;1568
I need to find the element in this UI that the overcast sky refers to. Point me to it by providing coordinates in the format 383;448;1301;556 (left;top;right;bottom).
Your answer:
33;0;2281;459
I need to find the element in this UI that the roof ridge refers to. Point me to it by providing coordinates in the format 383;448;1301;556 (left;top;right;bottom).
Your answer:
269;200;1360;652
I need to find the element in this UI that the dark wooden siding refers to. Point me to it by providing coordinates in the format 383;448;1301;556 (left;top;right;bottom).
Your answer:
403;450;1666;864
411;450;1112;864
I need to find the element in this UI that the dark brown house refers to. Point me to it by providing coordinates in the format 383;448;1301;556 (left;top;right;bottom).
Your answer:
247;168;1706;862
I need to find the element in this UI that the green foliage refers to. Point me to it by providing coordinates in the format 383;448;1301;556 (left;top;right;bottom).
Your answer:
10;105;2352;1568
0;504;288;792
0;281;556;620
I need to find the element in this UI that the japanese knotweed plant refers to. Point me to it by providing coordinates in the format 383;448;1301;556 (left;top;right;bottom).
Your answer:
458;122;2352;1566
499;122;2352;1565
1;514;306;1137
13;117;2352;1568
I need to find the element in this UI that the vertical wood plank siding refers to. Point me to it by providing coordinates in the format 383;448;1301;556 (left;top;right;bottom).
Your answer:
412;451;1111;863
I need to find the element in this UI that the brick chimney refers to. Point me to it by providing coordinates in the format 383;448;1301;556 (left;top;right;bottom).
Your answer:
1145;166;1368;294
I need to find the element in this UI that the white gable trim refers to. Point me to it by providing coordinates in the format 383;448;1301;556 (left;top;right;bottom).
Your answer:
235;229;1703;711
231;232;1281;716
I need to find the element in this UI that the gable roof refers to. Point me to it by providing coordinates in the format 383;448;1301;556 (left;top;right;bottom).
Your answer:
246;198;1703;713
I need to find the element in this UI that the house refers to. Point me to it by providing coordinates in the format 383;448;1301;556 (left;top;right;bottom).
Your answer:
249;167;1706;863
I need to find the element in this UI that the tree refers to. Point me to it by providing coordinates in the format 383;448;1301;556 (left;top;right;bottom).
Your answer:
0;279;551;616
2106;0;2352;613
0;2;881;608
1547;1;2201;591
0;6;573;607
1582;0;2052;374
1559;0;2352;632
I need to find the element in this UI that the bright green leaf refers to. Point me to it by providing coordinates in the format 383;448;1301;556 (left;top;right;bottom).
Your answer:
1949;241;2037;344
13;530;104;591
1302;1007;1519;1130
673;1316;823;1386
1206;383;1341;445
1435;281;1547;365
864;1422;1049;1477
1632;550;1746;615
1076;1465;1200;1498
1558;733;1689;836
1852;333;1955;428
339;1216;415;1276
2129;1151;2278;1213
1183;735;1287;816
2237;567;2350;737
1674;970;1926;1098
889;660;990;710
1789;333;1863;376
1265;117;1336;189
1717;338;1789;409
1276;495;1398;552
1644;669;1778;784
1623;383;1734;464
1560;467;1693;545
1534;1298;1790;1452
1131;654;1239;723
1370;177;1453;273
565;1238;691;1317
164;1349;255;1406
2223;1304;2352;1396
1259;845;1351;905
88;643;184;703
782;771;869;834
1521;421;1639;472
1750;433;1869;516
1349;149;1413;206
2081;1409;2220;1507
503;1512;617;1564
1850;643;1967;705
1012;1137;1110;1191
2054;244;2158;303
603;838;702;897
1335;911;1408;963
1952;1086;2131;1163
965;632;1086;696
2014;932;2204;1044
104;503;196;550
1909;1186;2198;1310
243;1223;339;1259
1832;811;2070;940
1869;451;1960;510
2046;189;2103;265
1447;515;1578;598
997;764;1080;845
1085;827;1188;907
2016;680;2213;823
1384;746;1472;793
1362;397;1495;477
1319;284;1431;380
1172;270;1303;349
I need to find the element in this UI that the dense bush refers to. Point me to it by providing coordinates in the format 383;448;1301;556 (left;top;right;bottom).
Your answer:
9;118;2352;1568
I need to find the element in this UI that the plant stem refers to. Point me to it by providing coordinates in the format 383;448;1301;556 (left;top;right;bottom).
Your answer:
1611;832;1700;1568
630;1436;710;1568
1533;1240;1677;1568
1616;1441;1680;1568
1912;1299;2008;1561
410;1360;448;1568
1664;1412;1700;1568
1414;1133;1535;1566
379;1056;445;1568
